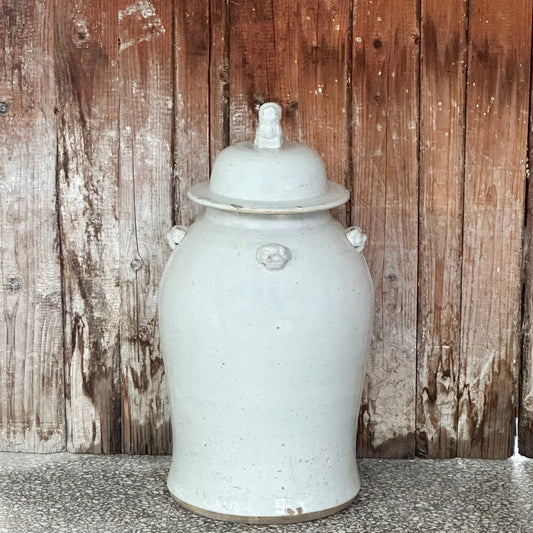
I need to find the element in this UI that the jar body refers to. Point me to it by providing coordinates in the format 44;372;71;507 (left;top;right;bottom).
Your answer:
158;208;373;523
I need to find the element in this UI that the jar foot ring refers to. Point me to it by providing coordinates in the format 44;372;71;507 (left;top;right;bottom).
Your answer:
168;490;358;525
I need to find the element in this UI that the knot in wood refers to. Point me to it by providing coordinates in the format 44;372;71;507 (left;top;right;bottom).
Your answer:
130;257;144;271
5;275;22;291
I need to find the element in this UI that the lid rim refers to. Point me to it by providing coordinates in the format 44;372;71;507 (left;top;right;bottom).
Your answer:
188;181;349;214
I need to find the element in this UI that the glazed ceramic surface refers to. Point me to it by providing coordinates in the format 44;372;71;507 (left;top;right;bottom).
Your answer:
158;103;373;523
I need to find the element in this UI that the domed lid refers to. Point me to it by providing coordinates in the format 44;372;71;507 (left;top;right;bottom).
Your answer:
188;102;349;214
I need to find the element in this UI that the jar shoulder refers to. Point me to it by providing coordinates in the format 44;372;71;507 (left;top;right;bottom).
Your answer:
160;212;373;302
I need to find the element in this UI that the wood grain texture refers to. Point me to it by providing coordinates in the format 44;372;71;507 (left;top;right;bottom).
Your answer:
118;0;173;454
0;0;65;452
55;0;122;453
229;0;351;224
458;0;532;458
416;0;467;458
352;0;419;458
173;0;211;226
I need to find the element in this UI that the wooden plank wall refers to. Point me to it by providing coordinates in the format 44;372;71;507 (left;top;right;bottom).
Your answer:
1;0;533;459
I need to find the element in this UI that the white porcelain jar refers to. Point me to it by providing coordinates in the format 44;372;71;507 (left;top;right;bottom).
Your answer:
159;103;373;524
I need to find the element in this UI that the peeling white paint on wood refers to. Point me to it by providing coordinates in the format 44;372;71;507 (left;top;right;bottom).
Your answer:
118;0;165;51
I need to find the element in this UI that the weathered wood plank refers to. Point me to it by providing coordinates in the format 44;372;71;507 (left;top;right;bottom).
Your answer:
174;0;211;226
458;0;532;458
55;0;122;454
0;0;65;452
416;0;467;458
352;0;419;458
118;0;173;454
229;0;351;225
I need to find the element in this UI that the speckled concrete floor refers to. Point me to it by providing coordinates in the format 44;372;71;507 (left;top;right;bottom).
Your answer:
1;452;532;533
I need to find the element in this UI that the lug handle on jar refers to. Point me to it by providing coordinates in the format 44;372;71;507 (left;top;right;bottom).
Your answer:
345;226;367;252
167;225;188;250
256;243;292;271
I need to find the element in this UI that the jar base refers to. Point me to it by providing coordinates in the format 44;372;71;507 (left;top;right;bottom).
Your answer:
169;491;357;525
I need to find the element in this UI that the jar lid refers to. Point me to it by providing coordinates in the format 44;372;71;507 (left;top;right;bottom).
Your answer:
188;102;349;214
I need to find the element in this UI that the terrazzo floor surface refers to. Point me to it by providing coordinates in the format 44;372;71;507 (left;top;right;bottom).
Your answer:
0;452;532;532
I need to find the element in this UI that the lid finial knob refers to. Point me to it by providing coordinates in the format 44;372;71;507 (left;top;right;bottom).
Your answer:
254;102;283;150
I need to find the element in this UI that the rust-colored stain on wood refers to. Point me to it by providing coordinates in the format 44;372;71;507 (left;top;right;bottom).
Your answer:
2;0;533;458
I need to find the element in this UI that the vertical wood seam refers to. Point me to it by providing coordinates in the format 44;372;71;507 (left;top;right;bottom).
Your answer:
222;0;230;151
518;96;530;450
207;0;212;174
116;31;124;451
415;0;422;458
54;80;68;452
517;0;533;455
52;13;67;442
170;0;177;226
455;0;471;452
132;134;142;434
515;51;531;454
129;119;143;449
345;1;354;227
382;12;391;358
116;10;126;451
